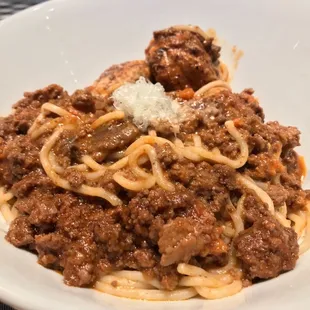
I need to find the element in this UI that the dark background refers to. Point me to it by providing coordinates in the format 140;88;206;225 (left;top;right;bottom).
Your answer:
0;2;48;310
0;0;46;20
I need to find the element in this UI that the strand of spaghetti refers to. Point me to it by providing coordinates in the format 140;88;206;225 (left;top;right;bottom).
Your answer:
0;203;17;222
195;280;242;299
68;164;88;172
177;264;232;282
228;195;245;236
172;25;210;41
49;151;65;174
91;111;125;129
279;203;288;217
41;102;71;117
145;145;174;191
223;225;235;238
31;117;63;139
195;80;231;97
99;275;153;289
81;155;106;171
148;129;157;137
111;271;163;289
179;275;233;288
40;126;122;206
181;148;203;162
236;174;275;214
275;212;291;228
125;135;182;157
113;172;156;191
299;203;310;255
84;169;107;180
229;211;244;236
288;212;307;237
183;121;248;169
128;144;175;191
28;113;44;135
95;282;197;301
174;138;184;148
193;134;202;147
11;206;19;219
128;145;153;179
254;180;269;191
219;63;229;82
2;192;13;204
108;157;129;170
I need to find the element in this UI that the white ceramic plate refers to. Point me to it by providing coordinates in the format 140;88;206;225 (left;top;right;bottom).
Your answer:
0;0;310;309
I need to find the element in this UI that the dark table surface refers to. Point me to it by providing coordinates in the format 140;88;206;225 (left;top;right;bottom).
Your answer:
0;2;47;310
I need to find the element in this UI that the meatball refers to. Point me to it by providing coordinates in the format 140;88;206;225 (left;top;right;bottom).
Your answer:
234;216;298;279
88;60;150;96
145;27;221;91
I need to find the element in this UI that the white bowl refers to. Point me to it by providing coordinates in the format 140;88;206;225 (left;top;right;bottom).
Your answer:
0;0;310;309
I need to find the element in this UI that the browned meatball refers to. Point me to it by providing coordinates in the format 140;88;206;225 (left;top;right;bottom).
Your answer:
145;27;221;91
234;216;298;280
88;60;150;96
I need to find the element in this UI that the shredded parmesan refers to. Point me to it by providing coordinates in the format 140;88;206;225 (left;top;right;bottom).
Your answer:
111;77;180;131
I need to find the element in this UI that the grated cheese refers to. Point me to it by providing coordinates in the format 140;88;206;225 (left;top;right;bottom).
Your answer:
111;77;180;131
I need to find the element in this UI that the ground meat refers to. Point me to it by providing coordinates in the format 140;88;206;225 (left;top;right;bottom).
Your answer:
10;84;67;135
62;238;98;287
267;184;288;208
88;60;150;96
154;143;178;169
35;232;69;268
12;170;55;198
246;153;284;180
169;159;196;185
63;169;86;188
242;194;270;225
146;27;220;91
189;162;236;212
14;190;60;226
71;89;96;113
0;135;40;184
6;216;34;247
234;216;298;279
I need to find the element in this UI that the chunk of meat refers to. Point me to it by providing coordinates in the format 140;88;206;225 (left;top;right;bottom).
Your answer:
12;170;55;198
71;89;96;113
0;136;40;184
88;60;150;96
158;199;218;266
62;238;98;287
234;217;298;279
145;27;220;91
76;121;140;161
266;184;288;208
6;216;34;247
35;232;69;268
189;162;237;212
14;190;60;226
63;169;86;189
158;217;205;266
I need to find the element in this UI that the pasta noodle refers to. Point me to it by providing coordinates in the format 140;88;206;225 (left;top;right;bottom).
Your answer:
195;280;243;299
195;80;232;97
